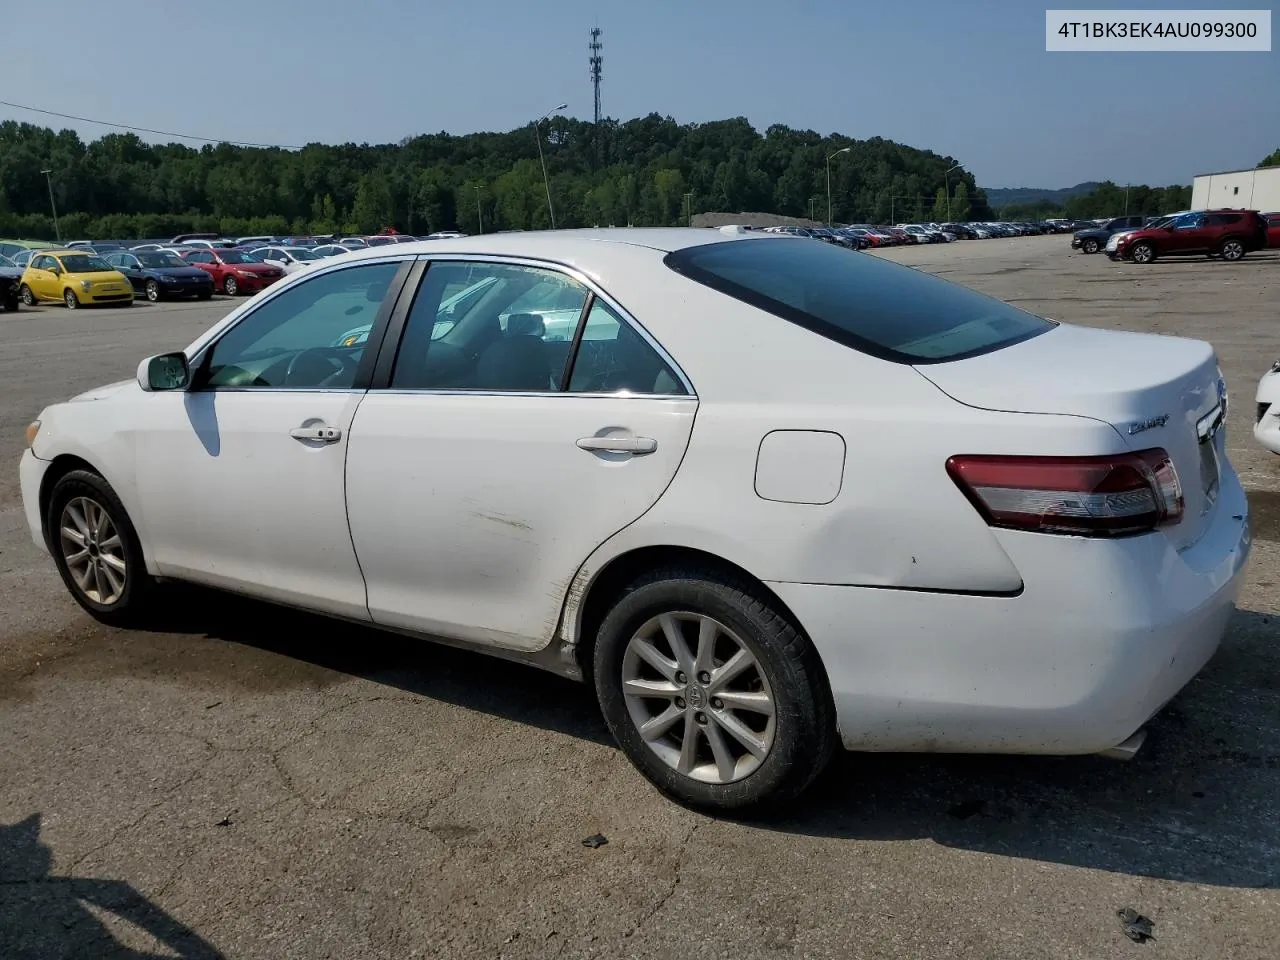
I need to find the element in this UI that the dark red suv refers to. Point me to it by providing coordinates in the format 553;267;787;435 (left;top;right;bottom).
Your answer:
1113;209;1269;263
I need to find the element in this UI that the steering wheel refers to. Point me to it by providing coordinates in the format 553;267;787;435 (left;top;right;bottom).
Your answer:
284;347;359;388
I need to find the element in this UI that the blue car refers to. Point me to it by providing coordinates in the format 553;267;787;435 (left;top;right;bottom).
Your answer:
104;250;215;301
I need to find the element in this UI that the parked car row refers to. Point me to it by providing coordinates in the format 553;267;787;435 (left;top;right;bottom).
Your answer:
1071;209;1277;264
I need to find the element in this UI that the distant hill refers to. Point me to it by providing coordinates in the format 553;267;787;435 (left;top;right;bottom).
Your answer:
981;182;1103;206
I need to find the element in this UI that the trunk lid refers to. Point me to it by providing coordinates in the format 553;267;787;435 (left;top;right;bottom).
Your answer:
916;323;1226;549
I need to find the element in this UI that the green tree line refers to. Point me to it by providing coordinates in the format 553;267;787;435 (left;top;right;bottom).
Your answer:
0;115;992;240
996;181;1193;222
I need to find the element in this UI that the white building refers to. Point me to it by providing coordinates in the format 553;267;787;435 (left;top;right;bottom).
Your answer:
1191;164;1280;212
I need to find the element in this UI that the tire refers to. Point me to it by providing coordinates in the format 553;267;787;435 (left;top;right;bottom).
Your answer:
63;288;79;309
2;294;17;312
1081;238;1099;254
145;279;161;302
223;275;238;296
592;565;837;812
19;284;36;306
1219;237;1246;262
197;289;213;301
46;469;156;627
1130;242;1156;264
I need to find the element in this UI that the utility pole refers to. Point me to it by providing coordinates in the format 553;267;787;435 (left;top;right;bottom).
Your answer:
683;191;693;226
1124;183;1130;215
826;147;851;224
475;185;483;234
533;102;567;229
41;169;61;242
944;163;962;222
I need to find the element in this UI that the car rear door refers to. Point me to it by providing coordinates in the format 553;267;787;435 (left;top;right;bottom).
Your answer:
344;257;697;652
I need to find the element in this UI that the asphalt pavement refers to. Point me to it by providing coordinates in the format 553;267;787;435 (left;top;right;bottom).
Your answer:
1;236;1278;959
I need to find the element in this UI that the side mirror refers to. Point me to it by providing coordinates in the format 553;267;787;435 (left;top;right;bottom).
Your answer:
137;352;191;392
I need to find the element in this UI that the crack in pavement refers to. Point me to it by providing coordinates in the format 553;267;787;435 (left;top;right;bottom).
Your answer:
624;819;703;940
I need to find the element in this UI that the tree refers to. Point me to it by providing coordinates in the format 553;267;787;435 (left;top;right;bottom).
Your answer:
950;182;971;222
930;186;948;222
1261;148;1280;168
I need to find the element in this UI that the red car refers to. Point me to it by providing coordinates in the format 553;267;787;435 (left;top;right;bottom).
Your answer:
181;248;284;296
1113;208;1270;263
1265;213;1280;248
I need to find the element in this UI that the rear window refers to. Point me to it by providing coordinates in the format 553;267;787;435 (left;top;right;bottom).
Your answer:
663;238;1054;364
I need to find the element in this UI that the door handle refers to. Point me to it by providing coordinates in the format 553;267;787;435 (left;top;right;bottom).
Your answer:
290;425;342;443
576;435;657;454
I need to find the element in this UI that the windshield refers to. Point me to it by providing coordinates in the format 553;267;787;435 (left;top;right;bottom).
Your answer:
138;252;187;268
59;255;113;273
218;251;259;264
664;238;1054;364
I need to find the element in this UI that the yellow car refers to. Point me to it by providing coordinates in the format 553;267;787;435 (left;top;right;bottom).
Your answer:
19;250;134;309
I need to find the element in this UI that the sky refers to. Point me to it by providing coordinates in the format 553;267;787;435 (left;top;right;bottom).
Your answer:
2;0;1277;189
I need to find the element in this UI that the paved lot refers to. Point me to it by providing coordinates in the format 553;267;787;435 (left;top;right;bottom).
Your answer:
2;236;1278;959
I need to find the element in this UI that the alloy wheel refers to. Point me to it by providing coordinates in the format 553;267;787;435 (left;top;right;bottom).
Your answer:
621;612;776;785
1221;240;1244;261
224;276;238;296
1132;243;1154;264
64;289;79;309
59;496;127;605
145;280;160;301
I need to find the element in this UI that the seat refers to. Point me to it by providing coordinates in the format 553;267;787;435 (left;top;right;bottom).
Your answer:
475;313;553;390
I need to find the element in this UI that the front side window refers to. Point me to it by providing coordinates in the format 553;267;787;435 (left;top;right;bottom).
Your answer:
202;261;401;389
664;237;1053;364
390;261;588;391
33;255;55;271
1172;213;1204;230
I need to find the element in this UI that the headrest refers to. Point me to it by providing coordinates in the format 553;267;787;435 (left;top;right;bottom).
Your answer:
506;312;545;337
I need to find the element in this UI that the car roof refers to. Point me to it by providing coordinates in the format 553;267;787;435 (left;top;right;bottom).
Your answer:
329;228;765;266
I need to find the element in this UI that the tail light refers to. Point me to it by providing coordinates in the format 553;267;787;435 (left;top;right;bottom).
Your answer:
946;449;1183;537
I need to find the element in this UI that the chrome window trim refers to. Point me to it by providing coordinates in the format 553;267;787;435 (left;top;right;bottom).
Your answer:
374;389;698;401
186;255;415;373
396;253;697;398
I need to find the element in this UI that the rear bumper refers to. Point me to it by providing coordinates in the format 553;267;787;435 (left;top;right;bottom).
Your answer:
771;467;1251;755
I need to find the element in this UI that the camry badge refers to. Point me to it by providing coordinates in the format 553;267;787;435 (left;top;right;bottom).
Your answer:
1127;414;1170;436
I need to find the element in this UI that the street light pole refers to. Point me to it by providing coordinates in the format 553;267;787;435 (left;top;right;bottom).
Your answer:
533;102;567;229
683;191;693;226
475;185;483;234
826;147;851;224
944;163;962;222
41;169;61;242
1124;183;1130;215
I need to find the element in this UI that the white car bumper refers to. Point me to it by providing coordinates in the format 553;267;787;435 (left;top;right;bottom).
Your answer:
770;467;1251;755
1253;368;1280;454
20;448;51;554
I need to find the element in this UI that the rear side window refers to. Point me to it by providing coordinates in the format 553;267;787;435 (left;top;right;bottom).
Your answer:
663;238;1054;364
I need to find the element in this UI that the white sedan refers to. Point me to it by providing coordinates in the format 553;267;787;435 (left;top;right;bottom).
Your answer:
19;228;1250;810
247;245;322;275
1254;360;1280;453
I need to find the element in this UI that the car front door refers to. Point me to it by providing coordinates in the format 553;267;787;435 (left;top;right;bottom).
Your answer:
344;258;698;651
132;257;412;618
114;254;144;292
25;256;53;300
1167;212;1208;253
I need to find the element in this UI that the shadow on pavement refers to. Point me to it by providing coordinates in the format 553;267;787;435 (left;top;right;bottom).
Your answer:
131;589;1278;888
132;585;610;746
0;814;222;959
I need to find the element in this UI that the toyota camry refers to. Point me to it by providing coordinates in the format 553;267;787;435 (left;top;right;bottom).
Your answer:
19;228;1250;811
